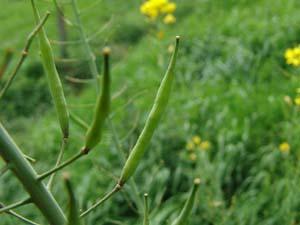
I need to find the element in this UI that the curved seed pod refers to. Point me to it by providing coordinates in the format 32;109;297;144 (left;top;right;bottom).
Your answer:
171;178;201;225
84;48;111;151
63;173;81;225
119;36;180;185
30;0;69;138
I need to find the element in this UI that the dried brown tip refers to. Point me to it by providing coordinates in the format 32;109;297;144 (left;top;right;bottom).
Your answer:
103;47;111;55
194;178;201;185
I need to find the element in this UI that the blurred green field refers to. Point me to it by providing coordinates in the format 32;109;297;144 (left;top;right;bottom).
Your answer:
1;0;300;224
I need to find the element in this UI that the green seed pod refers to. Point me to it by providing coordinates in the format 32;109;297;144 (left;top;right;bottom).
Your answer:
119;36;180;185
84;48;111;151
171;178;201;225
30;0;69;138
63;173;81;225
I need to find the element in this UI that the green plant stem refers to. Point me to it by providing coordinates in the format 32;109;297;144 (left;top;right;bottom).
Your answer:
47;138;67;189
71;0;99;91
0;12;50;99
0;123;66;225
108;118;144;213
70;112;89;130
0;49;13;80
80;184;121;218
23;154;36;163
38;151;84;181
0;164;10;177
0;202;40;225
143;193;149;225
0;198;31;214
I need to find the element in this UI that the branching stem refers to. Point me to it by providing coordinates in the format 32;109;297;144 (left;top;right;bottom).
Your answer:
0;12;50;99
0;198;31;214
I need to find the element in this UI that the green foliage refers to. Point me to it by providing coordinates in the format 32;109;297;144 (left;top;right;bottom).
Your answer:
1;0;300;225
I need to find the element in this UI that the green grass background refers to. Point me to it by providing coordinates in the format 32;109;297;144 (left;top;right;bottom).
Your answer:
1;0;300;224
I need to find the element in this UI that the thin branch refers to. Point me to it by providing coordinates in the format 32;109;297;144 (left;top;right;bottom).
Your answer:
0;198;31;214
70;112;89;130
23;154;36;163
71;0;99;91
65;76;93;84
3;208;40;225
47;138;67;189
0;164;10;177
0;12;51;99
80;184;121;218
37;151;84;181
0;49;14;80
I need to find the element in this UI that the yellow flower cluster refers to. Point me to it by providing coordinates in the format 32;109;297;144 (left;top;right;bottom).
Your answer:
283;89;300;106
285;46;300;67
186;135;211;161
140;0;177;24
279;142;290;153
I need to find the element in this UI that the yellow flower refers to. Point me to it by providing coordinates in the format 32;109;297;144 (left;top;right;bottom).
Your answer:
283;95;292;105
294;97;300;105
186;141;195;151
161;2;176;14
285;46;300;67
200;141;211;151
163;14;176;24
189;153;197;161
279;142;290;153
192;135;201;145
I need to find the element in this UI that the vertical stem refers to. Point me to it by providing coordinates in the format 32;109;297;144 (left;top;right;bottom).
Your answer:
55;4;69;58
0;123;66;225
47;138;67;189
71;0;99;91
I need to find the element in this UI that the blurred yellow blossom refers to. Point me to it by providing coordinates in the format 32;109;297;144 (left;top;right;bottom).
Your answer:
295;97;300;105
279;142;290;153
189;153;197;161
186;141;195;151
140;0;177;24
161;2;176;13
163;14;176;24
192;135;201;145
200;141;211;151
283;95;292;105
285;46;300;67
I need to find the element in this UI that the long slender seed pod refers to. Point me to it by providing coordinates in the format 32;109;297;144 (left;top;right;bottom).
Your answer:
0;123;66;225
63;173;81;225
30;0;69;138
119;36;180;185
143;193;150;225
84;48;111;152
171;178;201;225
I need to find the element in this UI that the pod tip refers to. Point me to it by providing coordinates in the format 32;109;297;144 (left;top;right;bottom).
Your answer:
144;193;148;197
194;178;201;185
103;47;111;55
